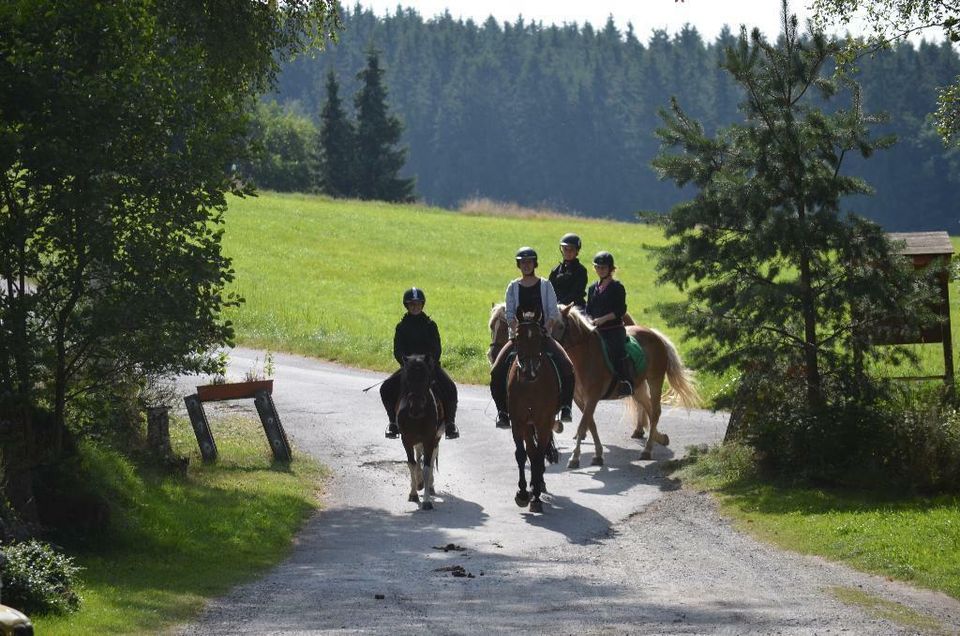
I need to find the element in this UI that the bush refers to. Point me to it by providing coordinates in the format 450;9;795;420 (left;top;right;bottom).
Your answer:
0;540;82;614
727;363;960;492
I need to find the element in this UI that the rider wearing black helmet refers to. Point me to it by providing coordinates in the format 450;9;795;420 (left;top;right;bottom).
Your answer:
381;287;460;439
585;251;632;397
549;232;588;309
489;247;576;429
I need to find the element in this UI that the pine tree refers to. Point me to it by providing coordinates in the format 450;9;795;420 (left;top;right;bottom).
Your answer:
652;1;935;411
317;70;356;197
353;50;415;202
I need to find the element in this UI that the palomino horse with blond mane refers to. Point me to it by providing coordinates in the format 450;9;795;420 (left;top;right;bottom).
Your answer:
557;305;700;466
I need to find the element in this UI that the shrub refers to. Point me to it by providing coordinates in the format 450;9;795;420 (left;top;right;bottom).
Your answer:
727;362;960;492
0;540;82;614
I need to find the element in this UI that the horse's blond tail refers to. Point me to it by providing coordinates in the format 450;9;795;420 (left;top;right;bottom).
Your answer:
649;328;701;409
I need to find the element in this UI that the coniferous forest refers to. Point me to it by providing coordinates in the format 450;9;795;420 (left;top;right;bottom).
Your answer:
273;5;960;230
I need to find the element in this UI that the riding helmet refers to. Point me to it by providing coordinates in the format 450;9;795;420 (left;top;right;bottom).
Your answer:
515;246;538;267
593;251;615;268
559;233;582;250
402;287;426;306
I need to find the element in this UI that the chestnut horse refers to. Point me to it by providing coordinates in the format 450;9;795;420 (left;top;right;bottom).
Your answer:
556;305;700;466
396;354;443;510
507;317;560;513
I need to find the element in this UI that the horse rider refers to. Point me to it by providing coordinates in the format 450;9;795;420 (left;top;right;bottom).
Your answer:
585;251;632;397
549;232;588;309
490;247;576;429
381;287;460;440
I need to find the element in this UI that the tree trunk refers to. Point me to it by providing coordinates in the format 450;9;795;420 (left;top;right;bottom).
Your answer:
797;208;823;410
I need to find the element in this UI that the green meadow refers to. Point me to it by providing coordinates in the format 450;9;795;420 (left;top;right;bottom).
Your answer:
222;191;960;403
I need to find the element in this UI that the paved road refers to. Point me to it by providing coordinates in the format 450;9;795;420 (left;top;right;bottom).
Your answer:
180;349;960;635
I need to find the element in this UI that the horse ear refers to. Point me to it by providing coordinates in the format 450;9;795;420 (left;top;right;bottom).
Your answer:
560;303;573;316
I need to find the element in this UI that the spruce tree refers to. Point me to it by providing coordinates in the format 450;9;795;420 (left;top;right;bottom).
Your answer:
317;70;356;197
353;51;415;202
652;1;936;411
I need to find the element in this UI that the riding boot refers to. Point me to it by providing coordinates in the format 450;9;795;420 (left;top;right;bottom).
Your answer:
385;420;399;438
490;346;512;429
444;417;460;440
617;357;634;397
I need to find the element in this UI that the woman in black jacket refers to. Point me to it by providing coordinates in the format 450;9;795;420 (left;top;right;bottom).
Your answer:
585;251;632;397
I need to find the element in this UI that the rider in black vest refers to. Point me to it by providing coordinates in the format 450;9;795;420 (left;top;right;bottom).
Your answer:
490;247;576;429
549;232;588;309
381;287;459;440
585;251;633;397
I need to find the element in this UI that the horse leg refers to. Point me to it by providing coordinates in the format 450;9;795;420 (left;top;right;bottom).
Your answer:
414;443;425;491
513;427;530;507
428;443;438;496
569;400;597;469
528;431;547;514
631;382;649;439
638;378;662;460
421;443;435;511
404;440;419;503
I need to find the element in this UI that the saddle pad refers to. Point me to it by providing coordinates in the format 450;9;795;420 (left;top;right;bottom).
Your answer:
599;334;647;375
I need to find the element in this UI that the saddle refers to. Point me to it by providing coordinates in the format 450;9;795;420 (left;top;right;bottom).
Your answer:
598;334;647;377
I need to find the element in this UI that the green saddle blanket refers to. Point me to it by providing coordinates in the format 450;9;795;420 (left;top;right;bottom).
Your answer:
600;334;647;376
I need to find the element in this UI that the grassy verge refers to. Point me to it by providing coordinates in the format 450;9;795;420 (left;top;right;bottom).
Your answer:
33;416;323;635
674;445;960;601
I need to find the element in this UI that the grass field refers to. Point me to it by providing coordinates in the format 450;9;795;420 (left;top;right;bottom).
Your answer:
221;191;960;404
675;445;960;603
33;417;322;635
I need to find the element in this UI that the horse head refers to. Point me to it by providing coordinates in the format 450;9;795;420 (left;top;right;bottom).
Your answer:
514;314;546;382
558;304;594;348
400;354;435;418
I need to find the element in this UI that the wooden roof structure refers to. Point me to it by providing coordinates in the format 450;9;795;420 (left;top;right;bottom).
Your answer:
887;231;954;257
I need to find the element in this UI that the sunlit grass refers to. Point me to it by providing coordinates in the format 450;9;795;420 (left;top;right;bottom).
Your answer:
33;416;323;635
676;445;960;602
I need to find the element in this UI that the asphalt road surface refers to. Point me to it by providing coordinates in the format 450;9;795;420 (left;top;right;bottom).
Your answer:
180;349;960;635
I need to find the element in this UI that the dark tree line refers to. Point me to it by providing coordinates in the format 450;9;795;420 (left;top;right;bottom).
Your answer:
273;5;960;230
245;50;414;202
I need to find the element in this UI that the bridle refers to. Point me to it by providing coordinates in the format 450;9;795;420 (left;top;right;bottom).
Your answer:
401;355;434;418
514;320;545;382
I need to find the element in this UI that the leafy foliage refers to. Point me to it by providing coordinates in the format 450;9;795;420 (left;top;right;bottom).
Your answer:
0;539;82;614
244;102;319;192
0;0;338;446
653;4;938;411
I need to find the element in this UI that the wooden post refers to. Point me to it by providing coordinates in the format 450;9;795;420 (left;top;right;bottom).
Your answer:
146;406;173;458
254;390;292;462
184;394;218;462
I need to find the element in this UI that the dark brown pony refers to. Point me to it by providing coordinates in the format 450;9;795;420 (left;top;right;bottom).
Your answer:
396;354;443;510
507;316;560;513
556;305;700;466
489;303;647;444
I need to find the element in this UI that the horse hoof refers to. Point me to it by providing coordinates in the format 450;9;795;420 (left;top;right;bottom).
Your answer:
515;490;530;507
639;450;652;460
421;501;434;511
529;499;543;513
631;429;645;440
662;434;670;447
591;455;604;466
567;458;580;469
553;421;563;434
408;493;419;503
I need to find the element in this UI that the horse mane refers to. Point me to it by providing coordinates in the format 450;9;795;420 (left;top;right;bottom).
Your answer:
565;305;596;336
489;302;506;331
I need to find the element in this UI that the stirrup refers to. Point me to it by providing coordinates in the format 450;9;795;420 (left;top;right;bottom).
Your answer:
495;411;511;429
617;380;633;397
385;422;399;438
559;406;573;423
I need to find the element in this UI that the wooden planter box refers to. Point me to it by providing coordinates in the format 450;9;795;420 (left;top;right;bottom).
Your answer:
196;379;273;403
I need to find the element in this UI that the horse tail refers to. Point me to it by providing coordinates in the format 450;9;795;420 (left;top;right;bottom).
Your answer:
648;328;701;409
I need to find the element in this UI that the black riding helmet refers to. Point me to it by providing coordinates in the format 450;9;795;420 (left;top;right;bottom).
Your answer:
515;246;538;267
402;287;426;306
559;233;582;250
593;251;615;268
